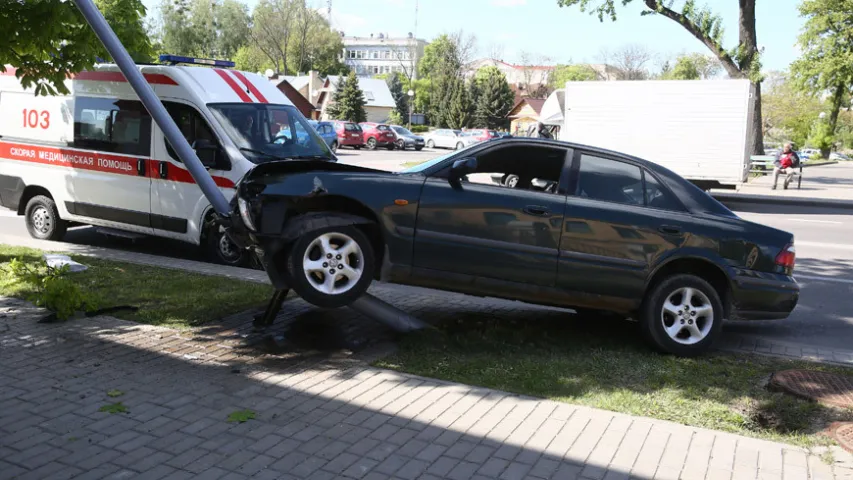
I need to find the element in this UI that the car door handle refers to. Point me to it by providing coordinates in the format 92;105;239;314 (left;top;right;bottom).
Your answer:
523;205;550;216
158;161;168;179
659;225;682;235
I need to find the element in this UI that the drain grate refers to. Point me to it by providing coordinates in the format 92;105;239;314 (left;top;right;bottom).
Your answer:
828;422;853;454
769;369;853;408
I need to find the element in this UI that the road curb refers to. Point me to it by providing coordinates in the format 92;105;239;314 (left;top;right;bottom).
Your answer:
712;192;853;210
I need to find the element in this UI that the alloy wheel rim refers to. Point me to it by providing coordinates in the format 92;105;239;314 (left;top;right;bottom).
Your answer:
302;232;364;295
32;206;51;234
661;287;714;345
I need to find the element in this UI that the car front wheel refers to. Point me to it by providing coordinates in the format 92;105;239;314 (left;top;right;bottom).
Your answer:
330;141;338;153
205;224;250;267
285;226;375;308
455;142;464;150
367;138;377;150
641;274;723;357
396;139;406;150
426;139;435;148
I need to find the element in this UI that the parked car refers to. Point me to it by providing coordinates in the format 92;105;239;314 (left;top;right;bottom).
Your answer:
360;123;397;150
308;120;338;152
331;120;365;150
423;129;475;150
231;137;800;357
463;129;500;143
830;152;851;161
390;125;425;151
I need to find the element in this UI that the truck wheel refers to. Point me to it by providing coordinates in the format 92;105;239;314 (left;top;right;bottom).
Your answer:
205;224;250;267
25;195;67;241
285;226;375;308
367;138;377;150
641;274;723;357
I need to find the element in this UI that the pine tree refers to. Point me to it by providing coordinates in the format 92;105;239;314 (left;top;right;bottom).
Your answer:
327;71;367;123
445;77;474;130
386;73;409;120
475;68;515;129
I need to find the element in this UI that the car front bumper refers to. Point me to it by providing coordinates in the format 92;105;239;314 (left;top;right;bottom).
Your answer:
729;272;799;321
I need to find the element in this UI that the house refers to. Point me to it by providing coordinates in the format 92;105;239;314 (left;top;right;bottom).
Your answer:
507;97;546;136
342;33;428;79
317;75;396;123
464;58;553;98
269;71;325;118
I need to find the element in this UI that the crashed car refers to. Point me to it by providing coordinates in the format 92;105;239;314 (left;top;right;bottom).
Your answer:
230;137;800;357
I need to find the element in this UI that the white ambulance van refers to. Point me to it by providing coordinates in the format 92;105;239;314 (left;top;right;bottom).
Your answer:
0;56;334;266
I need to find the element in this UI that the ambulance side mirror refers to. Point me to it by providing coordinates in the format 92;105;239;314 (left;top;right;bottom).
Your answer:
192;139;219;168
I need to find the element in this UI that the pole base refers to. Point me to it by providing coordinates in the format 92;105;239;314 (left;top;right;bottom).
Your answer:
349;294;428;333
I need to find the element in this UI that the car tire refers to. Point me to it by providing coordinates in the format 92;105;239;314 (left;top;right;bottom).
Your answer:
455;142;464;150
426;139;435;149
204;223;251;268
641;274;723;357
354;145;362;150
330;141;338;153
386;143;396;151
396;139;406;150
24;195;67;241
415;146;423;151
285;225;375;309
367;138;377;150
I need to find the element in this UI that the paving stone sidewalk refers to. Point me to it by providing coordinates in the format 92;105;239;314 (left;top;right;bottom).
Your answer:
2;297;853;480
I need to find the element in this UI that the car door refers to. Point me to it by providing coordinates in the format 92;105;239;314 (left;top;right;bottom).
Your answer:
413;143;570;286
149;100;232;241
557;151;687;302
436;130;450;148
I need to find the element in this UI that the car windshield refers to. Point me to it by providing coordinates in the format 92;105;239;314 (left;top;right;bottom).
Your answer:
400;143;481;174
209;103;332;163
393;126;412;135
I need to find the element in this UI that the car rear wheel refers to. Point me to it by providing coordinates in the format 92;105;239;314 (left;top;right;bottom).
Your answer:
641;274;723;357
285;226;375;308
386;143;396;151
354;145;362;150
455;142;464;150
426;139;435;148
415;146;423;151
25;195;67;241
367;138;377;150
330;141;338;153
396;139;406;150
205;223;250;267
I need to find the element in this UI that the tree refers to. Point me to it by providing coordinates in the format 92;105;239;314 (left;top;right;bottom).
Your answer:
217;0;250;59
517;50;553;98
599;44;653;80
233;44;274;73
419;32;476;126
549;64;598;88
475;67;515;129
326;71;367;123
250;0;297;75
1;0;153;96
791;0;853;158
558;0;766;155
445;77;474;130
660;53;722;80
386;73;409;120
762;72;824;148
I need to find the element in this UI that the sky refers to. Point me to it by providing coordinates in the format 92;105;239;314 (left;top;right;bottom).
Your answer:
142;0;806;73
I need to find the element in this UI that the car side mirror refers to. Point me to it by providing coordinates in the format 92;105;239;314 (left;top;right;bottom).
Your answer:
192;139;219;168
449;157;477;186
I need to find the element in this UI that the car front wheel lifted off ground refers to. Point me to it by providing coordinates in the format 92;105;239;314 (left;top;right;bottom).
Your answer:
641;274;723;357
25;195;67;241
286;226;375;308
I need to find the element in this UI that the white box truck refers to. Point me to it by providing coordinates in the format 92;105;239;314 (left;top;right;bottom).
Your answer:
539;79;756;189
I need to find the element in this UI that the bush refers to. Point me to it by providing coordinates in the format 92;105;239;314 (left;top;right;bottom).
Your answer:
410;125;430;133
3;258;98;320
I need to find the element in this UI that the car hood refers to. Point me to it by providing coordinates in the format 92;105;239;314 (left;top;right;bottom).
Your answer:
242;160;390;185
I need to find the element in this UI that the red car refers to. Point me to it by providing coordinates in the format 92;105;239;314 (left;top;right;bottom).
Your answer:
331;121;365;149
463;129;500;143
360;123;397;150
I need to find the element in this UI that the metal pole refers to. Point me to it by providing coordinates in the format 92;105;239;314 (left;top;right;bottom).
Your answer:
72;0;232;217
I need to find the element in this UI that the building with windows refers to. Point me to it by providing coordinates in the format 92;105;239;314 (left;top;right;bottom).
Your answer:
342;33;428;79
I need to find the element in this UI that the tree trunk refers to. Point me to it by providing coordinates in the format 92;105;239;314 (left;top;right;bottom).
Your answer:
738;0;763;155
749;81;765;156
822;83;846;158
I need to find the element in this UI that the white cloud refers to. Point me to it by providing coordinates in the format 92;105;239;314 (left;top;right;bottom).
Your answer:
491;0;527;6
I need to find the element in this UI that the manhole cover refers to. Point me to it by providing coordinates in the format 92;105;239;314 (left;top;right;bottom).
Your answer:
828;423;853;453
770;369;853;408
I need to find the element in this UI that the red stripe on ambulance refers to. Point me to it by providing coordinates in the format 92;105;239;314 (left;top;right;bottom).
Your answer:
1;68;178;86
231;71;268;103
213;69;253;102
0;141;234;189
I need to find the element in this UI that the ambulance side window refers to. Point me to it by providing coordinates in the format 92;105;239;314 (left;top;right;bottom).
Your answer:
73;97;151;156
163;102;226;169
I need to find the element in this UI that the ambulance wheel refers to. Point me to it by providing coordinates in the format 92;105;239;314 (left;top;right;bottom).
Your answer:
205;226;250;267
25;195;67;241
285;226;375;308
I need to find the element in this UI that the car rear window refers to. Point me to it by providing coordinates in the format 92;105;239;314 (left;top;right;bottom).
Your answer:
377;125;390;131
344;123;361;131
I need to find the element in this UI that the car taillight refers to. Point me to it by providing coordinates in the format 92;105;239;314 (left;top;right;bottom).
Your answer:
775;243;796;268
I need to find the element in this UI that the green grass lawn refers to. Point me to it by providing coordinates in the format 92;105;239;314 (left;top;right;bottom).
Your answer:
375;314;853;447
0;244;272;329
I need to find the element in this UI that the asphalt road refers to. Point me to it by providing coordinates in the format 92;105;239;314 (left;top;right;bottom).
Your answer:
2;147;851;351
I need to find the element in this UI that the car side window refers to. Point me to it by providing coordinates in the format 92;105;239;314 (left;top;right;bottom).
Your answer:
460;145;566;195
163;102;222;165
73;97;152;156
644;170;685;211
576;154;644;206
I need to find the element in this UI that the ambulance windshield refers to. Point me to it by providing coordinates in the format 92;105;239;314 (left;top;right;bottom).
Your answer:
208;103;332;163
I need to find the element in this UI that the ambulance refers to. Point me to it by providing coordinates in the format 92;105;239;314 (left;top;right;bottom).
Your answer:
0;55;335;266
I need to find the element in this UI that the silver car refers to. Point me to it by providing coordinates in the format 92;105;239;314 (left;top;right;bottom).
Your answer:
422;129;474;150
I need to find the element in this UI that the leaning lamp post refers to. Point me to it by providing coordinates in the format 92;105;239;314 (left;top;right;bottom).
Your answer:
407;89;414;130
